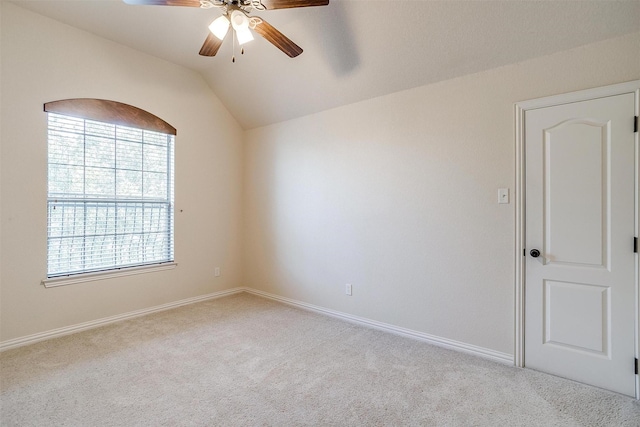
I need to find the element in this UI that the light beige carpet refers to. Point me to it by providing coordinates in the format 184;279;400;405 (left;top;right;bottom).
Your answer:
1;292;639;426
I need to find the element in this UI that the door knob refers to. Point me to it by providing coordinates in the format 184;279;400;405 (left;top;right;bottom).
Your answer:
530;249;540;258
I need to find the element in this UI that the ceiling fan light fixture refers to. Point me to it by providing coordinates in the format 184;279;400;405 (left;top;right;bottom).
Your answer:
230;10;249;31
235;27;254;45
229;11;253;45
123;0;330;59
208;15;230;40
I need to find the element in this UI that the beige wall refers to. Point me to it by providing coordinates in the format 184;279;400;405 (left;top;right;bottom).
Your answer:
243;32;640;356
0;3;244;342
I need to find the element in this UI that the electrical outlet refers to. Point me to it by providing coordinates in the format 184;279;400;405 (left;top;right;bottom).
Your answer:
345;283;352;296
498;188;509;204
214;267;220;277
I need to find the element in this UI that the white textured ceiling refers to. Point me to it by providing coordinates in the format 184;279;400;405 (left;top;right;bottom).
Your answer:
10;0;640;129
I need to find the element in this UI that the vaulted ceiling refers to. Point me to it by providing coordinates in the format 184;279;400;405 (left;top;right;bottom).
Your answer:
10;0;640;129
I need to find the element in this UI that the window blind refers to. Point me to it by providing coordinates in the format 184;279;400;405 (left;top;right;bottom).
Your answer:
47;113;175;278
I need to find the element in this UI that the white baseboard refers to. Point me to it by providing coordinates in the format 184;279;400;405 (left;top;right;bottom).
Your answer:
244;288;514;365
1;286;514;365
0;287;245;352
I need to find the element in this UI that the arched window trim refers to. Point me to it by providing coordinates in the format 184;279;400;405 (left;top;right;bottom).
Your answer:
44;98;176;136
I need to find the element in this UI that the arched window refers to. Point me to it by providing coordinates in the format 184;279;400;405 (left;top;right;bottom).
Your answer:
43;99;176;286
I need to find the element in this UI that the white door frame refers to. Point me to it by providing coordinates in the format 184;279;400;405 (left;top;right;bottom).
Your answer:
514;80;640;398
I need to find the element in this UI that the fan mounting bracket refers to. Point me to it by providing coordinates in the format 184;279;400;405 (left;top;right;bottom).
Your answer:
200;0;265;11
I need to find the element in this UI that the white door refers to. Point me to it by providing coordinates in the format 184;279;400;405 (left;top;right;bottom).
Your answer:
524;92;636;396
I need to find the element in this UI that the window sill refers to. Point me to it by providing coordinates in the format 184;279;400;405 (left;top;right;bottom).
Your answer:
41;262;177;288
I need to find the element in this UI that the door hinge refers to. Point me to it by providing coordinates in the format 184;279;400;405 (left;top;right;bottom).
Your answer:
523;248;526;257
634;237;638;253
635;358;638;375
635;116;638;133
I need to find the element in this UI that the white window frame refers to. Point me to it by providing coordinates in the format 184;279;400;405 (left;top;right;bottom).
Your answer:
42;99;177;288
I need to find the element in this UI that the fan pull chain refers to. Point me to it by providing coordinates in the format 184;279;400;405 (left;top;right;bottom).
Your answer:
232;29;236;63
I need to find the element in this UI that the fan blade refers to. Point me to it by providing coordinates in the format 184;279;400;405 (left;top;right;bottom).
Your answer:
199;33;225;56
261;0;328;10
253;19;303;58
123;0;202;6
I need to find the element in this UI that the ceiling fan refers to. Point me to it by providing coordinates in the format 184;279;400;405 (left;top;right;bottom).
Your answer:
123;0;330;59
